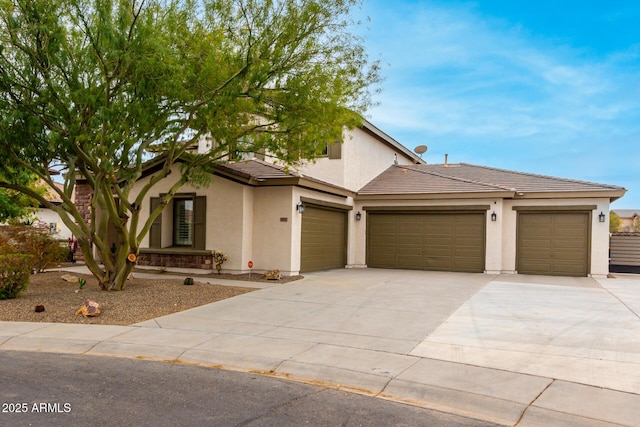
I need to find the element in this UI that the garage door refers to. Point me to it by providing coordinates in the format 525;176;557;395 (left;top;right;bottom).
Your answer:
300;206;347;272
367;212;485;273
517;212;589;277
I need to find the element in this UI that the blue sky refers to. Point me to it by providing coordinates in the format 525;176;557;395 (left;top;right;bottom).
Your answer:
354;0;640;208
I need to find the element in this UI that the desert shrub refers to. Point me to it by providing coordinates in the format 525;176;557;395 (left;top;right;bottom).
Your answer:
0;254;32;299
0;223;68;272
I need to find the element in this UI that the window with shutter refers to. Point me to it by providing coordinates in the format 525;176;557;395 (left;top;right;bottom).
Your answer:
164;195;206;249
328;140;342;159
174;199;194;246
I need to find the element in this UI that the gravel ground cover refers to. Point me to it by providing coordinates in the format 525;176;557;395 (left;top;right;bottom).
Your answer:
0;270;268;326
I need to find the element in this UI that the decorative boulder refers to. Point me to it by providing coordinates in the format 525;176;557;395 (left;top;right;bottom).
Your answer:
35;304;45;313
61;274;79;283
75;299;101;317
183;277;194;286
264;269;281;280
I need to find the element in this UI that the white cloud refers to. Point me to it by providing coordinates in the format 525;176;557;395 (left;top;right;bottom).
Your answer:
360;1;639;139
355;0;640;206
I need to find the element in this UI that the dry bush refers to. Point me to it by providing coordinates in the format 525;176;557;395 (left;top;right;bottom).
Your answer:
0;223;68;272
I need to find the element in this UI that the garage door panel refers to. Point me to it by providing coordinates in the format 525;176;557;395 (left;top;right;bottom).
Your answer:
454;236;483;245
553;262;586;276
554;239;586;250
367;212;485;273
517;212;589;277
397;244;422;255
398;256;424;269
398;235;423;245
523;240;552;250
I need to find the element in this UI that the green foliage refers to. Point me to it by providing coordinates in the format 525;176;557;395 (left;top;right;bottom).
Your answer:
0;254;32;299
0;223;68;272
610;212;621;233
0;163;41;223
0;0;380;291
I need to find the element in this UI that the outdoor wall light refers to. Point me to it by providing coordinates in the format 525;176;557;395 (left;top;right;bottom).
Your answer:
491;211;497;222
355;211;362;221
296;202;305;214
599;211;606;223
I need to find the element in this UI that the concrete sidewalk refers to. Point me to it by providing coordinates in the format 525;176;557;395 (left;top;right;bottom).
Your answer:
1;268;640;426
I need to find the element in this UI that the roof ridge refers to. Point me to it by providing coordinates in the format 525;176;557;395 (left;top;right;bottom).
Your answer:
458;163;624;190
400;164;513;191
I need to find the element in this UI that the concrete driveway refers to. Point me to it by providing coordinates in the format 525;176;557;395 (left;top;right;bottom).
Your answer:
2;268;640;426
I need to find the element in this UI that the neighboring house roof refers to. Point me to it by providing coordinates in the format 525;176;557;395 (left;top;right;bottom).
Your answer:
358;163;626;200
612;209;640;218
39;180;64;205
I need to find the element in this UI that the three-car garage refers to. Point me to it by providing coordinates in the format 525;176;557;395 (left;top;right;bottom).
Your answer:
299;205;593;277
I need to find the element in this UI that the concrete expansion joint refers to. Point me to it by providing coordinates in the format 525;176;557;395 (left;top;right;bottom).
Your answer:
377;357;422;398
514;379;555;426
602;286;640;321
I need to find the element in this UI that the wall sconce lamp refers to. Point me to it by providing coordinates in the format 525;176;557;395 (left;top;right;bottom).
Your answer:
599;211;606;223
490;211;497;222
296;202;305;214
355;211;362;221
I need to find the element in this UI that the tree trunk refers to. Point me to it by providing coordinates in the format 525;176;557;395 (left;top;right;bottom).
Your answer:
87;238;136;291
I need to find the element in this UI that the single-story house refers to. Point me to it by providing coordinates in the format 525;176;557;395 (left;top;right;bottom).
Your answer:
34;181;74;240
77;120;626;278
612;209;640;232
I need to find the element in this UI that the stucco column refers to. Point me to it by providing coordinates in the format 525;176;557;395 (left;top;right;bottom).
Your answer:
485;201;504;274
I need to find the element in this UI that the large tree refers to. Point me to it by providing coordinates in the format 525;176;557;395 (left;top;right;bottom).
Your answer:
0;0;380;290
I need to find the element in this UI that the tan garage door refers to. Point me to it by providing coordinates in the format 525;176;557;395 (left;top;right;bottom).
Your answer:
300;206;347;272
367;212;485;273
517;212;589;277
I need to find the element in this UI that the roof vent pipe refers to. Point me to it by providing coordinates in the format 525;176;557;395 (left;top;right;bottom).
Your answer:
444;153;448;166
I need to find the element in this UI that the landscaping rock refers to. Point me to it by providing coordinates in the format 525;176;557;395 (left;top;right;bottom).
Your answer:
61;274;79;283
75;299;100;317
264;269;281;280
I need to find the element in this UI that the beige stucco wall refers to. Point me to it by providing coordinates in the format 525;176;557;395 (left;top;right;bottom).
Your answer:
251;186;295;274
133;164;249;272
296;127;416;191
618;216;640;232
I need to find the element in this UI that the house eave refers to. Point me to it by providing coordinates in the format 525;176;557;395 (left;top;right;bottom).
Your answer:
213;169;353;198
356;191;513;201
510;189;626;201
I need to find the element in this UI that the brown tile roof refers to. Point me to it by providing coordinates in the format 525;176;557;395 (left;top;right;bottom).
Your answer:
216;159;297;180
215;159;352;195
358;163;625;196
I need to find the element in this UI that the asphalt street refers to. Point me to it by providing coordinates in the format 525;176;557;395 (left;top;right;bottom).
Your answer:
0;351;498;427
